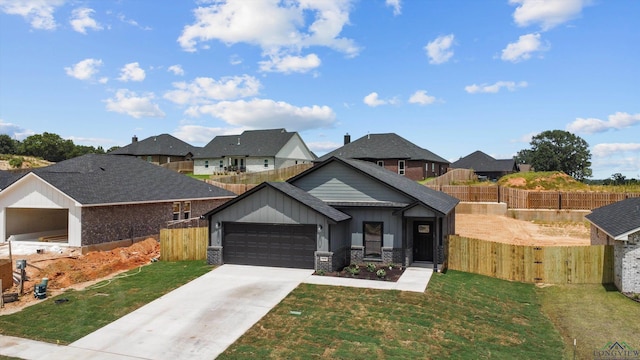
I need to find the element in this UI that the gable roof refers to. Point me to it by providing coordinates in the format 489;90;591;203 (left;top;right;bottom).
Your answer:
451;150;517;172
290;156;459;215
194;129;306;159
3;154;235;205
204;181;351;223
585;197;640;240
317;133;449;163
109;134;199;157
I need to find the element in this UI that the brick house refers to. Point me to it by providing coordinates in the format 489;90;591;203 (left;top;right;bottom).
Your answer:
109;134;200;165
317;133;450;181
585;197;640;293
0;154;235;250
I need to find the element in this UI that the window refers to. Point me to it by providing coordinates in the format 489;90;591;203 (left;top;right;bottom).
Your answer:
432;163;435;172
183;202;191;219
147;156;153;162
363;222;382;258
398;160;405;175
264;159;269;168
377;160;384;167
204;160;209;169
219;160;224;169
172;202;181;221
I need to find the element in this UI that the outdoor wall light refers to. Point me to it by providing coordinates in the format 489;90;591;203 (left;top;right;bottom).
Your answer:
317;224;323;233
215;222;221;229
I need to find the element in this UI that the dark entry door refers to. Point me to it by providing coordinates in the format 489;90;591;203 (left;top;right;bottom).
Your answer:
413;221;434;262
223;223;316;269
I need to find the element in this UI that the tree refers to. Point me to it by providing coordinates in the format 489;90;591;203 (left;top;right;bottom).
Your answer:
611;173;626;185
0;134;18;154
19;132;75;162
516;130;592;181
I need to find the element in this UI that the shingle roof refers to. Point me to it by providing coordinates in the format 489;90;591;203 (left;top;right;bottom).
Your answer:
585;197;640;239
291;156;459;215
109;134;199;157
194;129;303;159
451;150;517;172
317;133;449;163
204;181;351;223
5;154;235;205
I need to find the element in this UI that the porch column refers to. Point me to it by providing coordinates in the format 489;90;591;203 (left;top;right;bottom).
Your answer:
433;216;440;272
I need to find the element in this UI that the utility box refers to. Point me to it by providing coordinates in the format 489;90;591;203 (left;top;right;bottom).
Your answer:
16;259;26;270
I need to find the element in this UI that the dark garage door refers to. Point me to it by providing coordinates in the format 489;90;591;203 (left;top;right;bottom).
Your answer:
223;223;317;269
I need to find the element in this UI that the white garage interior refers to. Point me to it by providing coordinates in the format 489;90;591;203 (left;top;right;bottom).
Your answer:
5;208;69;244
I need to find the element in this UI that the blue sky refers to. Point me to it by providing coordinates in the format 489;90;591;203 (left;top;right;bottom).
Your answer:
0;0;638;179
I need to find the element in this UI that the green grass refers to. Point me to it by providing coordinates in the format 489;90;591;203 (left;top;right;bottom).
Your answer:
185;173;211;180
219;270;565;359
0;260;212;344
537;284;640;360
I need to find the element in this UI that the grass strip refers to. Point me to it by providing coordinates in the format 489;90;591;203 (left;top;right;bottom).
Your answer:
220;270;565;360
537;283;640;359
0;260;212;344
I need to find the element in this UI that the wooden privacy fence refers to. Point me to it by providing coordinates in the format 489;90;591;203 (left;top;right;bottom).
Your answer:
205;181;258;195
423;168;477;186
447;235;614;284
213;163;313;185
160;227;208;261
426;184;640;210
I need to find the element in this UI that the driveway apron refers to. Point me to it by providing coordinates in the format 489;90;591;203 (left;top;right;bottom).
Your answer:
70;265;313;360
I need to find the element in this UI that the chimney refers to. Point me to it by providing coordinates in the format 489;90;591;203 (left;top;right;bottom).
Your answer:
132;135;138;143
344;133;351;145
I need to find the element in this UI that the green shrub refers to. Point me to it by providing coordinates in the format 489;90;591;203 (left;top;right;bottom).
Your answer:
9;156;23;168
366;262;376;272
376;269;386;278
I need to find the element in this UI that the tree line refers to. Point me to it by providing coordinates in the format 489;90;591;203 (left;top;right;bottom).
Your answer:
0;132;118;163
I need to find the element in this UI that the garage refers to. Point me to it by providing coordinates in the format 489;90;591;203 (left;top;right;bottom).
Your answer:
223;223;317;269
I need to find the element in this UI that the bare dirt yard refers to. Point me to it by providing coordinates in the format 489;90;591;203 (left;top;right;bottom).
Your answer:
456;214;590;246
1;238;160;314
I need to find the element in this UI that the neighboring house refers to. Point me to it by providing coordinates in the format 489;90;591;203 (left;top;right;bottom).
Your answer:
317;133;450;181
205;156;459;272
193;129;316;175
585;197;640;293
451;150;519;181
109;134;200;165
0;154;235;250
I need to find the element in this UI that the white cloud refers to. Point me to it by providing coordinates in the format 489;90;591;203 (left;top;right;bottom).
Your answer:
177;0;359;73
117;13;151;31
259;53;321;73
363;92;387;107
386;0;401;16
70;7;102;34
408;90;436;105
64;58;103;81
229;54;243;65
509;0;588;31
164;75;261;105
425;34;455;65
465;81;528;94
566;112;640;134
592;143;640;158
168;65;185;76
118;62;146;82
172;124;246;145
185;98;336;131
104;89;165;118
0;0;65;30
501;33;547;62
0;119;34;140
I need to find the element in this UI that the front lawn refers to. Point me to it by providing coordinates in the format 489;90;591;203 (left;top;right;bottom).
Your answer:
0;260;212;344
220;270;565;359
537;284;640;359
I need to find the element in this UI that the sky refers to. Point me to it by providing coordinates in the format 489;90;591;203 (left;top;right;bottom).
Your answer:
0;0;639;180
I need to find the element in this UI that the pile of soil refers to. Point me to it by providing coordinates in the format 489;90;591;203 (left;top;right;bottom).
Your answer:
316;263;405;282
1;238;160;314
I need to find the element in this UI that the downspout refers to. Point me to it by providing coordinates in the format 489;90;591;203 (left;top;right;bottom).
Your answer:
433;216;440;272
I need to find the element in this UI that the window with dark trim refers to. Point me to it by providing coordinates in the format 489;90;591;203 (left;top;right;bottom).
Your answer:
377;160;384;167
204;160;209;168
264;159;269;168
398;160;405;175
364;222;382;258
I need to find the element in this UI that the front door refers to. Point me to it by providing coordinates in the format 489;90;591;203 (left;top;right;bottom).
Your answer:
413;221;434;262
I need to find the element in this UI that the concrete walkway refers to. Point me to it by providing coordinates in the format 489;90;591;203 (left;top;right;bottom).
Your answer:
0;265;433;360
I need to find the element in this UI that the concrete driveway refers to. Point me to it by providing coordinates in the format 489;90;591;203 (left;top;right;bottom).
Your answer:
69;265;313;359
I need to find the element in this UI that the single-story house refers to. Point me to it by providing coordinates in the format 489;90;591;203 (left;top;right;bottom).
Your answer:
193;129;316;175
317;133;450;181
205;156;459;272
109;134;200;164
451;150;519;181
585;197;640;293
0;154;235;250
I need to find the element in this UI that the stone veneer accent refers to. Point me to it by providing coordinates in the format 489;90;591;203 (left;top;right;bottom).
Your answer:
614;231;640;293
381;247;403;265
350;246;364;264
314;251;334;272
207;246;223;265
